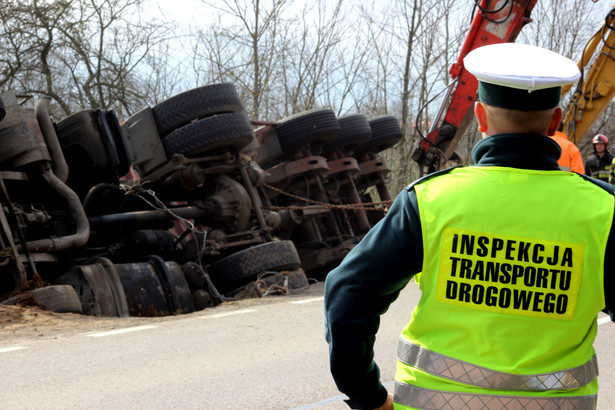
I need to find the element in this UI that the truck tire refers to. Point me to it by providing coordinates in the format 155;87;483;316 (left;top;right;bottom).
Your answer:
0;285;83;314
208;241;302;294
181;262;207;291
146;256;194;315
321;114;372;155
115;262;170;316
275;109;340;155
152;83;244;136
162;112;254;157
192;289;216;311
54;262;129;317
356;116;403;154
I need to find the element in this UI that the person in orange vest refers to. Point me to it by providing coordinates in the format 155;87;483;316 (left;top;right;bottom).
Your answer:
551;129;585;173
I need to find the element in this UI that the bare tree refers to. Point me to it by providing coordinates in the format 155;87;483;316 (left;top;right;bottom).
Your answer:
0;0;174;119
0;0;75;114
519;0;609;58
362;0;469;193
276;0;349;115
192;0;289;120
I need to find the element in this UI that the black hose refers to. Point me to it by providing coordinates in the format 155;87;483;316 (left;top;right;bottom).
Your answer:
88;206;212;227
475;0;513;24
475;0;509;15
601;8;615;50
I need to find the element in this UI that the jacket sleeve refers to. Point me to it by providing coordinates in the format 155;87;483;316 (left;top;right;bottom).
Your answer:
324;189;423;409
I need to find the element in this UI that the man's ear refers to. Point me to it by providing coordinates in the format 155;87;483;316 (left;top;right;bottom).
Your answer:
474;102;488;133
547;107;563;136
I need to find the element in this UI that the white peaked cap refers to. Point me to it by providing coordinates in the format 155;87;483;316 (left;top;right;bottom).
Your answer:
464;43;580;92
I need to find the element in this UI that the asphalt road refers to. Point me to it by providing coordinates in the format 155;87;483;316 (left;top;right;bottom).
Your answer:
2;282;614;409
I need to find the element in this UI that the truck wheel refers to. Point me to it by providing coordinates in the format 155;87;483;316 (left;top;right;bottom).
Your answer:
146;256;195;315
356;116;403;154
0;285;83;314
192;289;216;311
162;112;254;157
181;262;207;291
115;262;170;317
152;83;245;137
275;109;340;155
54;263;129;317
321;114;372;155
208;241;302;294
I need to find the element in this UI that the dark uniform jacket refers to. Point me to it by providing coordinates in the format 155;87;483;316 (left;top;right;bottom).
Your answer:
324;133;615;409
585;151;614;182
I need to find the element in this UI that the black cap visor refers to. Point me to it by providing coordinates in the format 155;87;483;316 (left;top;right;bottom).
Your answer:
477;82;561;111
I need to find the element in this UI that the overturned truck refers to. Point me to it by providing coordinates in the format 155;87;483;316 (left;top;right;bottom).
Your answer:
0;84;401;317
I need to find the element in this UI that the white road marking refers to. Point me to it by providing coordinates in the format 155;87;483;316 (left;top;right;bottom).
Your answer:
291;297;324;305
288;393;347;409
0;346;27;353
86;325;157;337
598;316;612;326
199;309;257;319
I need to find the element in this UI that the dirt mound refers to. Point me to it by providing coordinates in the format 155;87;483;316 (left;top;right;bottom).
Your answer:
0;304;149;341
0;282;324;342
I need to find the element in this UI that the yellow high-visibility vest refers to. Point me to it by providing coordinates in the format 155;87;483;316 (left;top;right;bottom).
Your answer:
394;166;613;410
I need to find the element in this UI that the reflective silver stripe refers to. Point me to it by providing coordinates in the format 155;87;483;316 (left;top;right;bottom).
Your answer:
398;338;598;391
394;382;597;410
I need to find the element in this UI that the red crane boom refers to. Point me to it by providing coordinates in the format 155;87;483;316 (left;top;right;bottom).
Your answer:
412;0;538;176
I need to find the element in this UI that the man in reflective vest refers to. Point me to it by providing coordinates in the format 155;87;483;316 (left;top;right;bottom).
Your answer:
324;43;615;410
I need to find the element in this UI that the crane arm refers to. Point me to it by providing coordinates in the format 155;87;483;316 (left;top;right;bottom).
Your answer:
561;7;615;144
412;0;538;176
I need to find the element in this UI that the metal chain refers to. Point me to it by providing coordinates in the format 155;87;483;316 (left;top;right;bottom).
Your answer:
261;183;392;213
